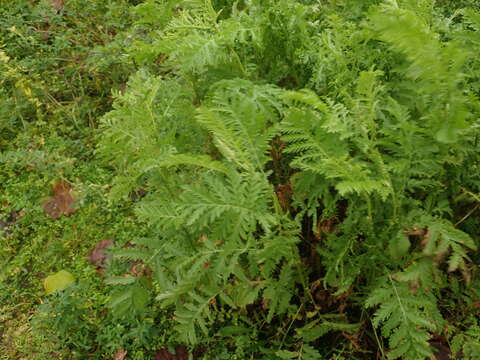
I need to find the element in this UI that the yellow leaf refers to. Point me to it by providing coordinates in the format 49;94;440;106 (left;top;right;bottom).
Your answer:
43;270;75;295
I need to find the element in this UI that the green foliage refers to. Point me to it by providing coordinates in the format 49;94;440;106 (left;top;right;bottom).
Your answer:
368;1;472;144
106;276;151;318
33;282;168;359
366;277;442;359
3;0;480;358
33;284;99;353
99;0;480;358
116;78;301;345
451;323;480;360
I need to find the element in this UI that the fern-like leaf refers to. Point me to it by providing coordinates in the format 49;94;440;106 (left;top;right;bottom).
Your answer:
197;79;282;172
366;276;440;359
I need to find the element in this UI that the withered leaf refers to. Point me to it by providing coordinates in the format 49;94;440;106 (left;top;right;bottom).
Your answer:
276;182;292;211
114;349;127;360
87;239;114;267
155;347;188;360
129;262;152;278
42;180;77;219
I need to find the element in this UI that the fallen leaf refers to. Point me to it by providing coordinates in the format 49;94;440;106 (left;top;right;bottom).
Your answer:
43;270;75;295
42;180;77;219
114;349;127;360
155;346;188;360
129;262;152;278
87;239;114;267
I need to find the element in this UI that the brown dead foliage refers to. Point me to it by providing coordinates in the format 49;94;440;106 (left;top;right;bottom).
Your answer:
87;239;116;276
276;182;293;210
155;346;188;360
129;262;152;278
42;180;77;219
87;239;114;268
113;349;127;360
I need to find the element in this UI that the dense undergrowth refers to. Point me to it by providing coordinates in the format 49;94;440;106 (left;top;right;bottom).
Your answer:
1;0;480;359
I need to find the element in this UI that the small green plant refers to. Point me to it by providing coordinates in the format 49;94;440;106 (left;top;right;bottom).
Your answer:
34;284;97;353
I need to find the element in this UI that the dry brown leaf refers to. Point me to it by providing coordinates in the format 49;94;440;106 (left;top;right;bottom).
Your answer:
42;180;77;219
114;349;127;360
129;262;152;278
87;239;114;267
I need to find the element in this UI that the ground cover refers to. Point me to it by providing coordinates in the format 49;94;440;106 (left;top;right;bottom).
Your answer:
1;0;480;359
